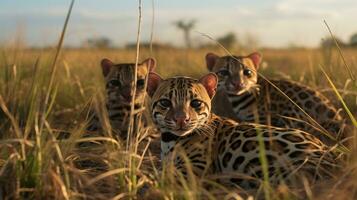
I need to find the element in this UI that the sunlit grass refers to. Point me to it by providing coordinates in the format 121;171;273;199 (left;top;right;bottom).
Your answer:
1;45;356;199
0;2;356;198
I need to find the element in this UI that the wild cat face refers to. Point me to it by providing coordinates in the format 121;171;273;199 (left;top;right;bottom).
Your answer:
147;73;217;137
101;58;156;105
205;52;261;95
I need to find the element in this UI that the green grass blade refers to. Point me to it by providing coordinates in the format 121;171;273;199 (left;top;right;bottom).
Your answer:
319;64;357;127
323;20;355;81
42;0;75;120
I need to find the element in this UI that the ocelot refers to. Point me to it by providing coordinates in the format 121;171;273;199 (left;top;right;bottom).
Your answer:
205;52;346;145
146;72;339;189
86;57;156;141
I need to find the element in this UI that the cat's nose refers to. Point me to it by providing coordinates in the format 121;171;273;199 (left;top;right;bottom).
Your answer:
230;80;245;89
122;93;132;102
174;113;190;128
121;91;132;102
121;87;133;102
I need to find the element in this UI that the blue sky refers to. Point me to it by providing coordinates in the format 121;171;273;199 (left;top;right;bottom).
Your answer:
1;0;357;47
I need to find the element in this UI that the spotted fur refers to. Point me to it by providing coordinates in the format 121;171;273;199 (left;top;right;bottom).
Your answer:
86;58;156;140
147;73;339;189
77;58;161;175
205;52;346;145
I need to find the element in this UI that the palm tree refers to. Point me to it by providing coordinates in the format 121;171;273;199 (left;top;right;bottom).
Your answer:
174;19;196;48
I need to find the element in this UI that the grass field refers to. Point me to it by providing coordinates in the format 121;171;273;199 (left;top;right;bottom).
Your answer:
0;45;356;199
2;0;357;199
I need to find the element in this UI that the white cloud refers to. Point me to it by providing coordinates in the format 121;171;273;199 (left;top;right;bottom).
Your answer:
0;7;68;17
1;0;357;48
274;0;339;19
76;9;136;21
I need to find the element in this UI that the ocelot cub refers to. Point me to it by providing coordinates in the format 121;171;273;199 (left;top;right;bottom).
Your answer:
86;57;157;141
147;72;339;190
205;52;346;145
78;58;160;194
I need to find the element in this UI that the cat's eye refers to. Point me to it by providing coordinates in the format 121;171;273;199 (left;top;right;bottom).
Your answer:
137;79;145;87
190;99;202;108
109;80;121;87
159;99;172;108
243;69;253;77
217;69;230;76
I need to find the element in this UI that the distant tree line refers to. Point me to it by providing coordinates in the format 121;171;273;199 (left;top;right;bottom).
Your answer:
82;19;357;50
173;19;259;50
81;18;258;50
85;37;112;48
321;33;357;48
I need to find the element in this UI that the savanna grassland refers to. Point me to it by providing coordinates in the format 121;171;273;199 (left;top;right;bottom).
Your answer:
0;46;356;200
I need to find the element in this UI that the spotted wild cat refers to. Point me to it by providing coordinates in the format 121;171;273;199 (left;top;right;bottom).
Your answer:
86;57;157;141
205;52;346;145
147;72;339;189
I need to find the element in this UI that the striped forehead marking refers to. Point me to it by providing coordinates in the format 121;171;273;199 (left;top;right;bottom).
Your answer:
118;64;134;81
225;56;244;72
109;63;147;82
166;78;195;102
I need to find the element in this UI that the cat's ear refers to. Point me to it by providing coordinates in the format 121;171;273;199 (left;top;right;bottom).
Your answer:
247;52;261;69
199;73;218;98
205;53;219;71
101;58;113;77
142;57;156;71
147;72;163;97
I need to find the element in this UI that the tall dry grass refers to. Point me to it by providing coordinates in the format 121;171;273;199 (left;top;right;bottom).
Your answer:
0;1;356;199
1;45;356;199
